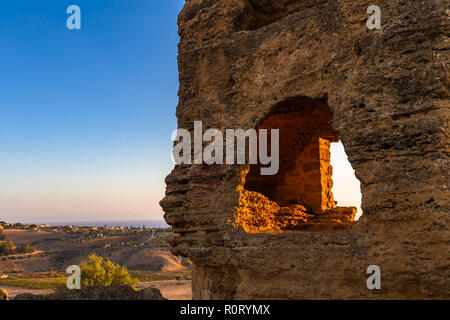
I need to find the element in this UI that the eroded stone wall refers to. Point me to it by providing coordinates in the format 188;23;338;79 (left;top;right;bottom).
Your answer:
161;0;450;299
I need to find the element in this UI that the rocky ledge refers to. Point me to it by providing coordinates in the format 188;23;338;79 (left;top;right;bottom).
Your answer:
12;285;166;300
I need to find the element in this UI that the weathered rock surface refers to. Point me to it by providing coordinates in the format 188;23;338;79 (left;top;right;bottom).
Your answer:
13;286;166;300
161;0;449;299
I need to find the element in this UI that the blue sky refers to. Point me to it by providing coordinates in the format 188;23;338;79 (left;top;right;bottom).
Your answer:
0;0;361;224
0;1;184;223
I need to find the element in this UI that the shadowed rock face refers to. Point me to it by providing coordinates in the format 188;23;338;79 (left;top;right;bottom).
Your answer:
13;286;166;300
161;0;449;299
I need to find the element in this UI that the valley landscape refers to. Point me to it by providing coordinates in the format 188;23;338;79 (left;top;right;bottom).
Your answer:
0;222;191;299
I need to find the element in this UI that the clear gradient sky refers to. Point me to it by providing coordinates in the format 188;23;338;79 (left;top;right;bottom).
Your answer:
0;0;361;224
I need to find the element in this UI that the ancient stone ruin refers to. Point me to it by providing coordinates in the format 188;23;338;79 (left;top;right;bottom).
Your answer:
237;97;356;233
161;0;449;299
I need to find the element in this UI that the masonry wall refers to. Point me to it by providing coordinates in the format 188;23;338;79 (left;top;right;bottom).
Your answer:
319;138;336;211
272;138;325;211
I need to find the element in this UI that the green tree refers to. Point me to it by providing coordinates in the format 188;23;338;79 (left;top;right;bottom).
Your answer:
16;243;35;254
80;254;138;287
0;241;15;256
0;229;5;241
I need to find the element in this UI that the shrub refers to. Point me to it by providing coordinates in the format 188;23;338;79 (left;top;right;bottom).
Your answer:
0;240;36;256
0;288;8;300
15;244;36;254
80;254;138;287
0;241;14;256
